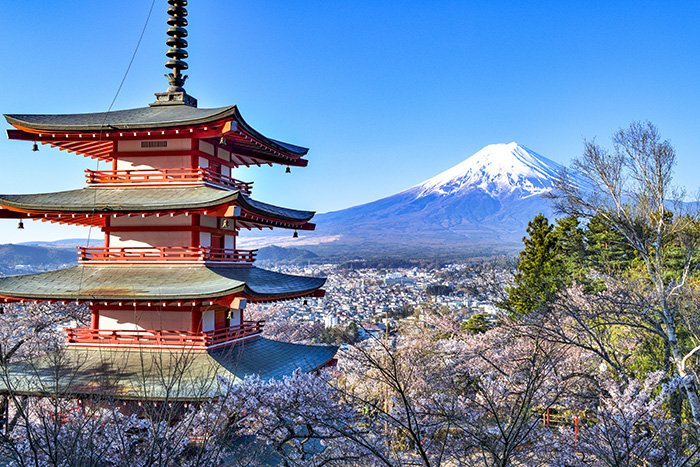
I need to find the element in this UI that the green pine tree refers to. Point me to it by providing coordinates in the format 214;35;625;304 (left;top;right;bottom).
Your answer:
552;214;587;284
585;213;636;273
502;213;564;316
461;312;492;334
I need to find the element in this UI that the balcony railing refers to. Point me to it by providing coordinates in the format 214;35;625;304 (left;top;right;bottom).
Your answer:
85;168;253;194
78;246;258;264
66;321;265;348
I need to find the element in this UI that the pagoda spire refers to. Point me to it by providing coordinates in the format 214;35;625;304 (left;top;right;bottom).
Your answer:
152;0;197;107
165;0;189;91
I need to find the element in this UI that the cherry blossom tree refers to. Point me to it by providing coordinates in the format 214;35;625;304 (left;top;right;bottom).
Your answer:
555;372;694;466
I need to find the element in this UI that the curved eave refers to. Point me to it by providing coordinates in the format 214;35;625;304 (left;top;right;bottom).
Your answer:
0;187;316;229
4;106;239;132
231;106;308;157
237;195;315;225
5;105;309;163
0;265;326;302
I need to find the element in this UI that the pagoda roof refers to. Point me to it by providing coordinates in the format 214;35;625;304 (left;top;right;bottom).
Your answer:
0;339;338;401
5;105;308;159
0;186;315;224
0;265;325;302
5;105;238;132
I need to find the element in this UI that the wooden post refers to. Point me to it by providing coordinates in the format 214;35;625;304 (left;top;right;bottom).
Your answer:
573;415;579;445
104;215;110;248
192;214;200;248
90;308;99;329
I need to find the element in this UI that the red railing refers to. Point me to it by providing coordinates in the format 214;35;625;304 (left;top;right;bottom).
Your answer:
85;168;253;194
77;246;258;263
203;321;265;344
66;321;265;348
542;408;581;444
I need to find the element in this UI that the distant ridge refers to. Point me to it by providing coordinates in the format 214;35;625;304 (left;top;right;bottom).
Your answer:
255;246;319;263
242;142;567;258
0;243;318;273
0;244;76;275
19;238;102;249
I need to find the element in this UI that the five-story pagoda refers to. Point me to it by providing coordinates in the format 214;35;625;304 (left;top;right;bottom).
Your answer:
0;1;335;400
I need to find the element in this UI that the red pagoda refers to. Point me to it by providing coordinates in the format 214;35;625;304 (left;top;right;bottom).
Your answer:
0;1;335;400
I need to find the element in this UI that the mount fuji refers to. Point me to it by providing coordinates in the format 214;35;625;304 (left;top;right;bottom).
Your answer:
248;142;570;257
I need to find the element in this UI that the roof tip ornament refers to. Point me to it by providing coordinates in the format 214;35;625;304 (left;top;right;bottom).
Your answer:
151;0;198;107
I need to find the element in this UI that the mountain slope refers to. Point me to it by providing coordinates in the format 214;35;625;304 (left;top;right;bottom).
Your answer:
243;142;567;257
0;244;77;275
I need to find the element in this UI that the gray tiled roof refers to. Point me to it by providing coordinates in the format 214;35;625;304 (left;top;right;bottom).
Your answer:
0;265;326;301
238;194;315;222
0;186;236;212
4;105;309;157
0;186;315;222
0;338;338;400
5;105;237;131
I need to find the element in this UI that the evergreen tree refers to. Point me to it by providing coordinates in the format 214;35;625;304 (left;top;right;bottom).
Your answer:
461;312;492;334
552;214;587;283
502;213;564;315
585;213;636;273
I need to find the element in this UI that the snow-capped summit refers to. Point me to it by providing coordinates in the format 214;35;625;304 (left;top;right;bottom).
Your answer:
414;142;564;199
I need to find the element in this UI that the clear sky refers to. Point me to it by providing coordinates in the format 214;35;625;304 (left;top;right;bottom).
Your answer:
1;1;699;243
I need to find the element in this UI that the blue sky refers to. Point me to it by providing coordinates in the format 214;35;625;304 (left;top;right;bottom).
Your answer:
1;1;699;243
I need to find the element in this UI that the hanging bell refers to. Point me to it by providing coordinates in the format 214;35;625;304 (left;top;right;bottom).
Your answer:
293;230;299;238
17;220;24;230
219;136;226;146
285;166;291;174
303;299;308;306
32;142;39;152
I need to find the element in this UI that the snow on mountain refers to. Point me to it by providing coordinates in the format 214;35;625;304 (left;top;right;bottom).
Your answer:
413;142;564;199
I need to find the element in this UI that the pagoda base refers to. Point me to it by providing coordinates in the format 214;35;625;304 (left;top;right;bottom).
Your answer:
151;90;198;107
0;338;338;401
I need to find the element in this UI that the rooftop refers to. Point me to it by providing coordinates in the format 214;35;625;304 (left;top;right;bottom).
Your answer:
6;105;237;132
0;265;326;302
0;338;338;400
0;186;315;226
5;105;309;163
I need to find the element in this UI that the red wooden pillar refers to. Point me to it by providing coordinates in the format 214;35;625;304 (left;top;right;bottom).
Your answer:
191;137;198;169
573;415;579;445
90;308;99;329
104;216;111;248
191;214;200;247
